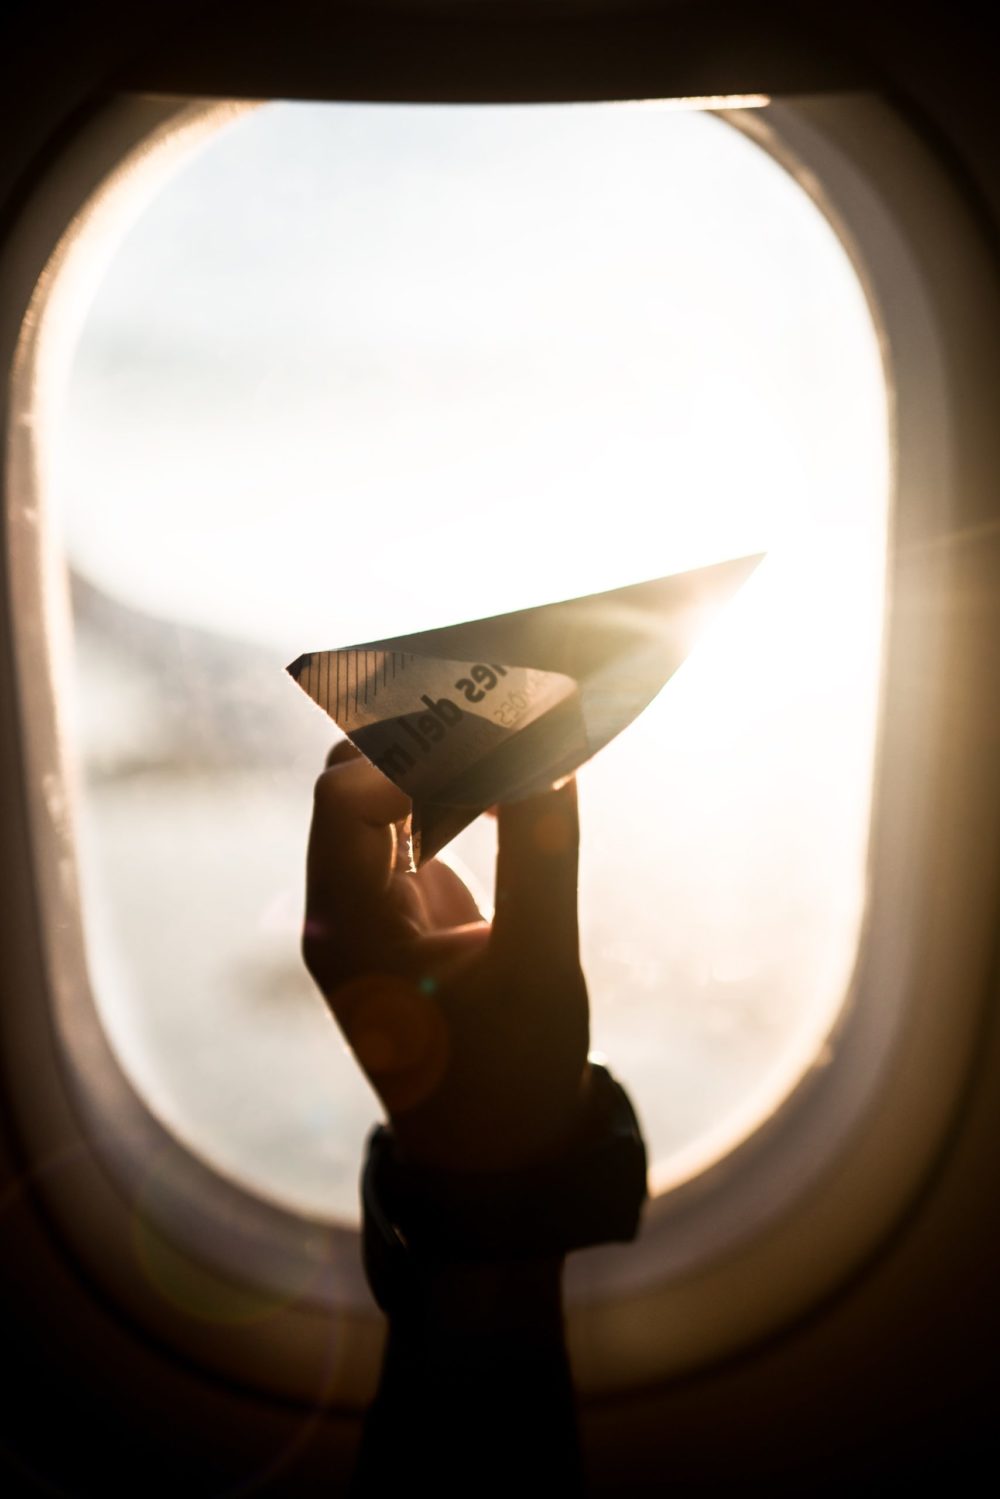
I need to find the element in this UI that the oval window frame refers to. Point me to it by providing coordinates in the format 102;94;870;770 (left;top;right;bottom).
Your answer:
0;87;997;1406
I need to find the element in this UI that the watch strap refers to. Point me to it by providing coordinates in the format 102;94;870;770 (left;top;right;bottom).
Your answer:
361;1061;647;1314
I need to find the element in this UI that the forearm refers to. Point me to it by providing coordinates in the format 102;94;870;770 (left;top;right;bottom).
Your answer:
352;1258;584;1495
350;1064;645;1494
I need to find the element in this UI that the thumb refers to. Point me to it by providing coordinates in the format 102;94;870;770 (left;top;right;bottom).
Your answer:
491;777;580;969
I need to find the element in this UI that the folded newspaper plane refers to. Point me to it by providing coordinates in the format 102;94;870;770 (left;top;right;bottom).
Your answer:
288;554;762;864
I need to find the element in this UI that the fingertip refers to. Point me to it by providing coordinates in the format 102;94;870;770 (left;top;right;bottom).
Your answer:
325;738;362;770
312;762;348;814
313;753;412;829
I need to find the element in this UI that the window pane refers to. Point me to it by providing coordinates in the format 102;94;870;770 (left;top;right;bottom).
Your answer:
52;100;887;1218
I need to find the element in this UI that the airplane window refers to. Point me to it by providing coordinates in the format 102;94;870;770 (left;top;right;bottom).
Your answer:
51;99;887;1221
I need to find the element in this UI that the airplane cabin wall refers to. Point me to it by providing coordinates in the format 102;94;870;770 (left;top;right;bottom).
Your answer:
1;3;997;1492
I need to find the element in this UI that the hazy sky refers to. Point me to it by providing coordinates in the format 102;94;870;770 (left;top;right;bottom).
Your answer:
53;101;891;1213
56;101;885;655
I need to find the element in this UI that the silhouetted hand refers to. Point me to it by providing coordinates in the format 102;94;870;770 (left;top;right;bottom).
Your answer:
303;741;591;1171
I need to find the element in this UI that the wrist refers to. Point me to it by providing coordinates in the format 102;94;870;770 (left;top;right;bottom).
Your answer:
361;1060;647;1323
392;1058;596;1175
382;1256;567;1380
411;1253;564;1336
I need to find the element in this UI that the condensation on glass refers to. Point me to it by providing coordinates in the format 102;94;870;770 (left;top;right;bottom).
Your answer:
49;100;889;1220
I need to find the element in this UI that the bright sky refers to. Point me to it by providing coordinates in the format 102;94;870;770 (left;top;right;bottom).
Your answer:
55;101;885;656
51;100;891;1212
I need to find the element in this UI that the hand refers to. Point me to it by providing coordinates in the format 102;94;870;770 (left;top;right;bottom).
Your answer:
302;742;591;1172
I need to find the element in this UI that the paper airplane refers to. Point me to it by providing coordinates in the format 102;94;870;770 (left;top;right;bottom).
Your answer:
287;554;762;864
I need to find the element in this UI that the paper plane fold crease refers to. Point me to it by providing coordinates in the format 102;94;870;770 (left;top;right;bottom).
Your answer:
287;554;762;864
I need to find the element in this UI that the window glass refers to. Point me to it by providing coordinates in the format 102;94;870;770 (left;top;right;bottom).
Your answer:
52;100;887;1218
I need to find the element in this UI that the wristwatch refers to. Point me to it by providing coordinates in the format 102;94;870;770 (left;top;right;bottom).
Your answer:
360;1060;648;1317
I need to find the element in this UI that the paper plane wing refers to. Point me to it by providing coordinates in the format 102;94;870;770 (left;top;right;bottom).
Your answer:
287;553;762;863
